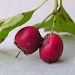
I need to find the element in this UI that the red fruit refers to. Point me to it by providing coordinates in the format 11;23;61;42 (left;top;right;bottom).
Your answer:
39;34;63;63
14;26;43;55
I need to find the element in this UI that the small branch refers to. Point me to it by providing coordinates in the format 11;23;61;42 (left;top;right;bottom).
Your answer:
38;12;53;29
38;0;59;29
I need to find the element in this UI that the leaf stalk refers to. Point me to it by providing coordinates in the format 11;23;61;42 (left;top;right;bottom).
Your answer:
35;0;48;10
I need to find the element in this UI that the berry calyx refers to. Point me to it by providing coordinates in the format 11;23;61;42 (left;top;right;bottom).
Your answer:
39;34;63;63
14;26;43;55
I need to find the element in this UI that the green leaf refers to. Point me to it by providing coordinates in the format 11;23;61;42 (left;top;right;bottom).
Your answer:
0;19;5;27
0;0;48;43
34;6;75;35
0;10;35;43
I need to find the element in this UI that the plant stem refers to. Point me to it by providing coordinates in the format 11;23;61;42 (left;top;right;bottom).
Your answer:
51;0;58;35
35;0;48;10
16;50;21;58
54;0;58;11
60;0;62;8
38;12;53;29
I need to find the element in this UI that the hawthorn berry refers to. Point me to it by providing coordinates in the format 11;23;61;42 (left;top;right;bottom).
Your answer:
39;34;63;63
14;26;43;55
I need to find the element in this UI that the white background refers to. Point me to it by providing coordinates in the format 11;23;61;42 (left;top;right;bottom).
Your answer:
0;0;75;75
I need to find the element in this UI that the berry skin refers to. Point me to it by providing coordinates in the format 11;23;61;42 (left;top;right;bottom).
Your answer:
39;34;63;63
14;26;43;55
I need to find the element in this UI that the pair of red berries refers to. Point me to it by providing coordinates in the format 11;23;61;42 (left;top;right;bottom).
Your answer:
14;26;63;63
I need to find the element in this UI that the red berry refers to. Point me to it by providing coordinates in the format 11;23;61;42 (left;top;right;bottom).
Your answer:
14;26;43;55
39;34;63;63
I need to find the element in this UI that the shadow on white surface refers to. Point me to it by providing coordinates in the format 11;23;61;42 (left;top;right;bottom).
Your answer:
60;35;75;63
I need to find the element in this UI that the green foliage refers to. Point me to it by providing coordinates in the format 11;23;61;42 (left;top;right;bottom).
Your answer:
34;6;75;35
0;0;47;43
0;1;75;43
0;10;35;43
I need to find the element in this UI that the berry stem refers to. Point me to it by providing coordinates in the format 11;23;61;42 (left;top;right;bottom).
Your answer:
16;50;21;58
51;0;58;35
38;12;53;29
60;0;62;8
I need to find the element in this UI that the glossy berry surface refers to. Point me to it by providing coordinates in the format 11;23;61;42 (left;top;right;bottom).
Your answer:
39;34;63;63
14;26;43;55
